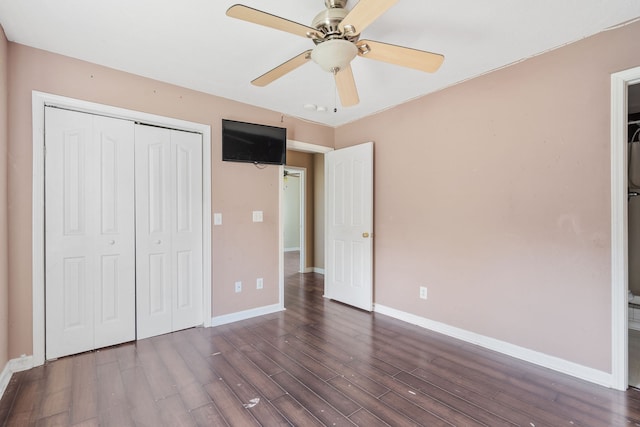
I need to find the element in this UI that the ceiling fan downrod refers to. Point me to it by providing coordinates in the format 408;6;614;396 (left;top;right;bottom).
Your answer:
324;0;348;9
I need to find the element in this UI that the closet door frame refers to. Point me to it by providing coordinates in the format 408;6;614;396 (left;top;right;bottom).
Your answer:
31;91;212;366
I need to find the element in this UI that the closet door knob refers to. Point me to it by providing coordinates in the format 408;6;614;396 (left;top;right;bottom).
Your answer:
108;240;115;245
155;240;162;244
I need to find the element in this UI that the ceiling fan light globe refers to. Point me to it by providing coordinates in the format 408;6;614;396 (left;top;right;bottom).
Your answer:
311;39;358;73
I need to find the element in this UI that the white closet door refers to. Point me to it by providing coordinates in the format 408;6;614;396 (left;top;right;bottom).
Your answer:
171;129;203;331
135;125;173;339
135;125;203;339
45;107;135;359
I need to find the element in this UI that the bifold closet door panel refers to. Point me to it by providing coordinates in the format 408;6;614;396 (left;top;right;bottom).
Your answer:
135;125;173;340
45;107;136;359
170;129;203;332
135;125;204;340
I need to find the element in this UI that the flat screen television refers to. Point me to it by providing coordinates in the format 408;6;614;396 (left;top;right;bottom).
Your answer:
222;119;286;165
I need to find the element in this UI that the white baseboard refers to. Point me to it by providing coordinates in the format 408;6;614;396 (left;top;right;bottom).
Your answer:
284;247;300;252
374;304;613;388
300;267;324;274
0;361;11;400
0;355;35;401
211;303;284;327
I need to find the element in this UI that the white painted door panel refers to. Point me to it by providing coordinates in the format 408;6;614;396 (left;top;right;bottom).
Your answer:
135;125;203;339
135;125;173;339
325;142;373;311
92;116;136;348
45;107;135;359
171;130;203;331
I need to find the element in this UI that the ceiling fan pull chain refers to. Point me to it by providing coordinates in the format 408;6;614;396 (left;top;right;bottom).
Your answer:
334;70;338;113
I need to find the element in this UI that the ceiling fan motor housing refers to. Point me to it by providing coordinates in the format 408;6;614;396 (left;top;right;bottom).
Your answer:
312;3;357;42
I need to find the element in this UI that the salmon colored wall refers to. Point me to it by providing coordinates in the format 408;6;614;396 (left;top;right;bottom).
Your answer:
6;43;333;358
5;19;640;376
0;25;8;371
335;20;640;372
286;150;315;269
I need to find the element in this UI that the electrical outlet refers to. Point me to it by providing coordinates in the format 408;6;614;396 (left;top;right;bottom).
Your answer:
235;281;242;293
419;286;428;300
256;278;264;289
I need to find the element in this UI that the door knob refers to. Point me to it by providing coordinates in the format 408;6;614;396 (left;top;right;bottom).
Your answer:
155;240;162;244
362;232;370;238
108;240;115;245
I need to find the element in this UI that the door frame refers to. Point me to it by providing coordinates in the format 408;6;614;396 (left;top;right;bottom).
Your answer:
611;66;640;390
284;166;306;273
32;91;212;366
280;140;333;306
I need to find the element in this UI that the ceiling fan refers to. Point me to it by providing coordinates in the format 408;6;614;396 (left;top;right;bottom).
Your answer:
226;0;444;107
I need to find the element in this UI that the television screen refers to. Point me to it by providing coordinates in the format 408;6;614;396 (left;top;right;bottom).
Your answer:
222;119;286;165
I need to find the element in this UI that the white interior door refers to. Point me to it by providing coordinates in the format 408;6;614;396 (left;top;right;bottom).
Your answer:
45;107;135;359
135;124;203;339
325;141;373;311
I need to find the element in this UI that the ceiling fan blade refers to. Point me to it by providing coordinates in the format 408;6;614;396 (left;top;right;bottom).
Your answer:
335;65;359;107
252;50;313;87
227;4;320;39
338;0;398;36
357;39;444;73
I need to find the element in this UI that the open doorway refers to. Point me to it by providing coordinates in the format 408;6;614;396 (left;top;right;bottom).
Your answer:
283;166;305;274
628;82;640;387
611;66;640;390
280;141;332;307
279;140;374;312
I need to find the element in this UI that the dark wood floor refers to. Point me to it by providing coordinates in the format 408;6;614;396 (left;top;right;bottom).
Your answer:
2;253;640;426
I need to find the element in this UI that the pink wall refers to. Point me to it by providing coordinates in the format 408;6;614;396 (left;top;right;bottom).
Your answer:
4;18;640;375
335;20;640;372
6;44;333;358
0;25;8;372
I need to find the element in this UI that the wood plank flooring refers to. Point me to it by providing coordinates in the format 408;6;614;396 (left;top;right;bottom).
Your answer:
2;251;640;426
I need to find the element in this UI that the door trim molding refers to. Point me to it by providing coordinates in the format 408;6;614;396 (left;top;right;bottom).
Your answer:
611;66;640;390
31;91;212;365
287;139;333;154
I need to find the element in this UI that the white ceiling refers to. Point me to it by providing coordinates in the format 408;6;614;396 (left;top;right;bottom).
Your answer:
1;0;639;127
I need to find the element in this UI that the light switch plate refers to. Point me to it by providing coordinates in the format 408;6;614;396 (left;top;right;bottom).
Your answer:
214;213;222;225
252;211;263;222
